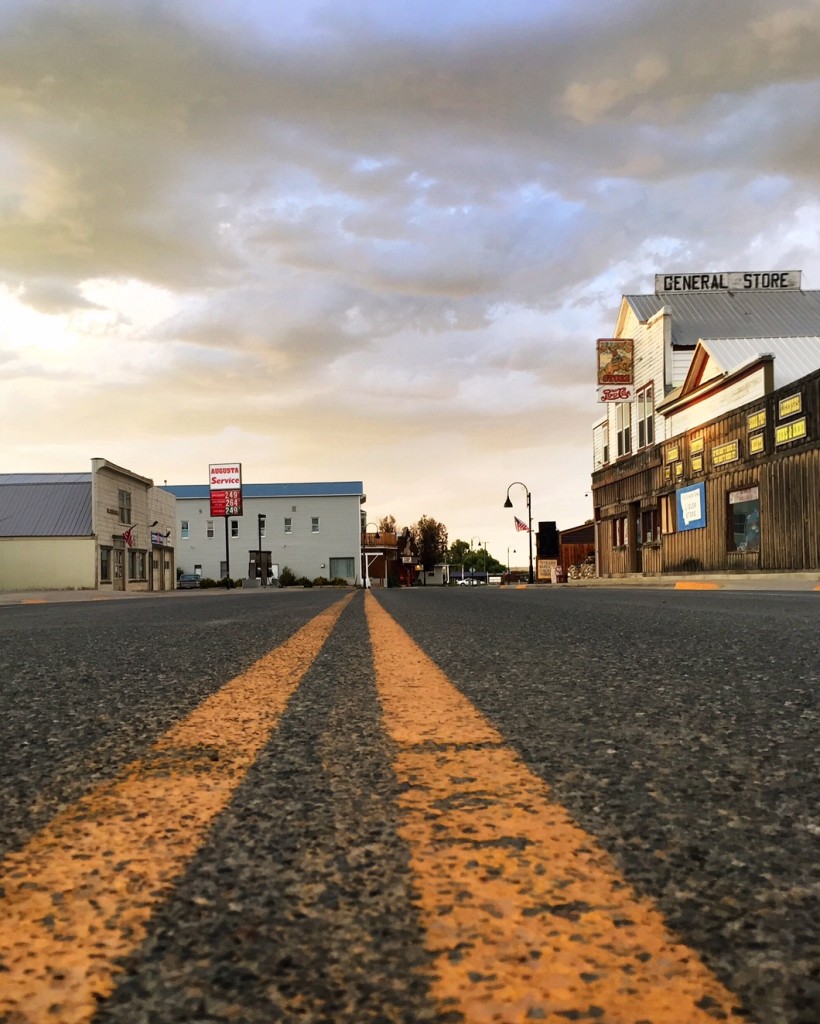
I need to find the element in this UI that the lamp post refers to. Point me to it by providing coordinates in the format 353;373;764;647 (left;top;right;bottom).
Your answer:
363;521;381;589
504;481;534;584
469;536;482;583
257;513;266;586
466;536;487;585
507;546;515;580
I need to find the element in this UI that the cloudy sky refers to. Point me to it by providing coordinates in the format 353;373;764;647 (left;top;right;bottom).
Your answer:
2;0;820;562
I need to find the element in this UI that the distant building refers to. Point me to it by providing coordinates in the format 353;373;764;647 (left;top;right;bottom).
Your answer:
0;459;176;592
164;481;366;585
591;271;820;576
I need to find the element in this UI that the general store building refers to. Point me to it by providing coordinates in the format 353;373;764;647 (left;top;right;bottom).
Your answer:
164;481;366;585
591;271;820;577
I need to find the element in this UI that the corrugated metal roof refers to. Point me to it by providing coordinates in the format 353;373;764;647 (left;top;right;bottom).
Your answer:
0;473;91;485
701;337;820;390
0;479;92;536
626;289;820;347
164;481;365;500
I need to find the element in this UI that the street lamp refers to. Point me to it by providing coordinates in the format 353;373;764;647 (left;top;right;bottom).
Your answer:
469;536;483;583
257;513;266;586
363;521;381;589
470;536;487;583
504;481;534;584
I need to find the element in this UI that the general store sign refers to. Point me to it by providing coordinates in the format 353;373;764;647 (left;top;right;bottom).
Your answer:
655;271;801;293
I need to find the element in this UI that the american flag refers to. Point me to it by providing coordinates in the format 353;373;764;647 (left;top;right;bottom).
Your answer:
122;527;134;547
514;516;530;533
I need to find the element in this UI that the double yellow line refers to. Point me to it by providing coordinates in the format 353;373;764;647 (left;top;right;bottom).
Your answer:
0;593;747;1023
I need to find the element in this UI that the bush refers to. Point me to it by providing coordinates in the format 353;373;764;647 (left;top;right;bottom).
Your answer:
329;577;349;587
278;566;297;588
296;576;314;588
313;576;330;587
199;577;218;588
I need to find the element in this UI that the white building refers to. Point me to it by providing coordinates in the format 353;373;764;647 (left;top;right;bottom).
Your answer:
164;481;366;585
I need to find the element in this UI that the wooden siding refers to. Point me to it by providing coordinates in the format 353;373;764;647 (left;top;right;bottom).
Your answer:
592;367;820;575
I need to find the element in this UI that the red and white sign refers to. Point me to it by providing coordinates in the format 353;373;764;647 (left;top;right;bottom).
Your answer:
597;384;635;403
209;462;243;517
209;463;242;489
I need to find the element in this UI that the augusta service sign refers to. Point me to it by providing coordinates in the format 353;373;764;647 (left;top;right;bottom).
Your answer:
209;463;243;517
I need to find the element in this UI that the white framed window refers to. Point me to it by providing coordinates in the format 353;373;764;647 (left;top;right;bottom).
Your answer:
181;520;190;539
312;517;320;533
616;403;631;457
284;517;292;534
637;384;655;448
231;519;239;537
206;520;214;538
602;422;609;464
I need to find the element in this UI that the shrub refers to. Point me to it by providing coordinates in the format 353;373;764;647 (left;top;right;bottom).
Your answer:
329;577;349;587
199;577;218;588
296;576;313;588
313;576;330;587
278;566;297;587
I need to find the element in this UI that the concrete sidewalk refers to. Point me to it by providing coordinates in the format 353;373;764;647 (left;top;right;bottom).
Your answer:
567;572;820;591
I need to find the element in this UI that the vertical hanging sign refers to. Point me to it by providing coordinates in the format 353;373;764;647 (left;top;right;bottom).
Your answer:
209;463;243;517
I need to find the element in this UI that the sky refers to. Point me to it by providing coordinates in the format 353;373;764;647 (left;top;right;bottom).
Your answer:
2;0;820;564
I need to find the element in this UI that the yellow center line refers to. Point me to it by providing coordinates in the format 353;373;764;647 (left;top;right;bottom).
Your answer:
0;593;353;1024
365;593;747;1024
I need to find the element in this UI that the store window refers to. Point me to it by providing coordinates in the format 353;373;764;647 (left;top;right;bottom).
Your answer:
616;403;631;457
602;422;609;464
640;508;660;544
118;489;131;524
181;520;189;539
728;486;760;552
100;547;112;582
637;384;655;448
329;557;354;578
612;515;628;547
207;520;214;538
128;549;146;580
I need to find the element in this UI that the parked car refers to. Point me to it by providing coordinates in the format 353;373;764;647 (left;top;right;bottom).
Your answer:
177;573;200;589
457;577;480;586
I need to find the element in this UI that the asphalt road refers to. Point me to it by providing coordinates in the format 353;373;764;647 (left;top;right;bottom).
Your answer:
0;586;817;1024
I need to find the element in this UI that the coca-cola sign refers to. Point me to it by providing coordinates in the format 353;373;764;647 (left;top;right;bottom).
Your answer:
597;385;634;403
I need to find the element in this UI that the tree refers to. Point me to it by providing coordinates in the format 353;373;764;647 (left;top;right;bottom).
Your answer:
378;514;397;534
411;515;448;571
448;539;506;576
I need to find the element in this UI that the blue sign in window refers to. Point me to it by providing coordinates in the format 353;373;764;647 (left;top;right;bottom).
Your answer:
676;482;706;531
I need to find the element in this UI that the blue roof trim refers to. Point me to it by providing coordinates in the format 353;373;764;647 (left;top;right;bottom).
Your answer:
163;481;364;499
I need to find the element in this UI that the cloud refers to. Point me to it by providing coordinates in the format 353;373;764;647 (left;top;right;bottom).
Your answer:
1;0;819;556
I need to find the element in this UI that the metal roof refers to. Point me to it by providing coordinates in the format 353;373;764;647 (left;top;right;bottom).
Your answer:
701;337;820;390
625;289;820;347
164;481;365;500
0;478;92;536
